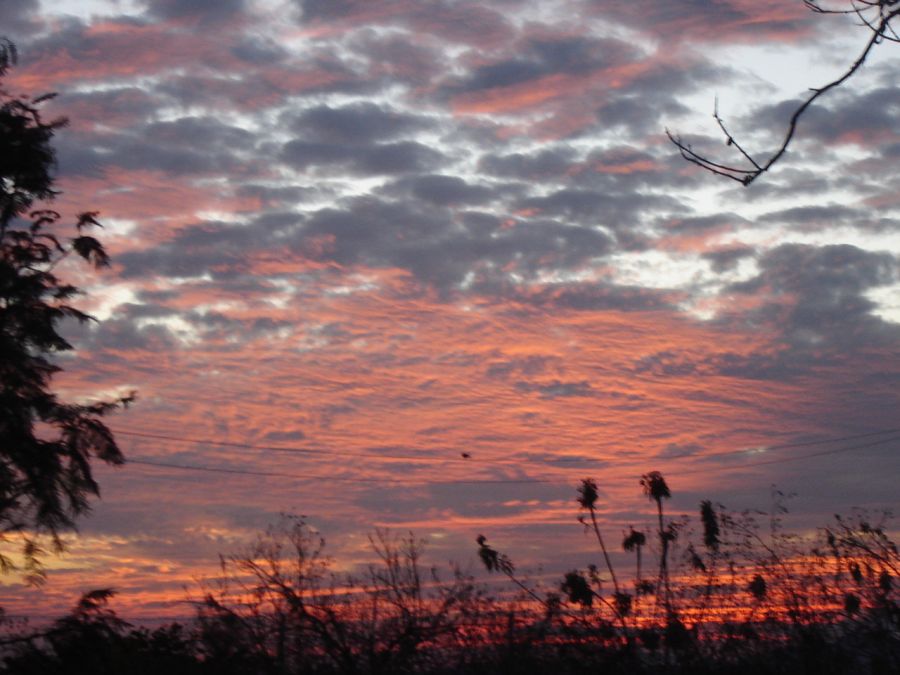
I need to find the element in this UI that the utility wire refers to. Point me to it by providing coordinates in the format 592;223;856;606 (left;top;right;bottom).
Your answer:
125;433;900;485
702;427;900;457
126;458;560;485
682;436;900;473
114;428;603;465
116;428;554;466
668;434;900;476
119;429;374;459
113;426;900;467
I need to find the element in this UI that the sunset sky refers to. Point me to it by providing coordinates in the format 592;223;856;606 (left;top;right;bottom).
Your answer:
2;0;899;621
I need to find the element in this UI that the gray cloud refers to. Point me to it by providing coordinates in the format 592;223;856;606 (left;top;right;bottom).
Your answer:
298;0;514;47
297;0;379;21
631;245;900;381
728;243;899;350
296;195;618;293
58;112;258;178
440;33;638;101
0;0;41;38
277;103;444;176
281;139;444;175
657;443;703;459
479;148;577;180
288;103;433;144
755;86;900;148
345;30;443;86
759;204;862;226
117;218;291;279
587;0;810;42
523;284;674;312
702;245;756;273
143;0;246;22
231;37;288;64
382;174;496;206
519;188;680;238
514;379;595;399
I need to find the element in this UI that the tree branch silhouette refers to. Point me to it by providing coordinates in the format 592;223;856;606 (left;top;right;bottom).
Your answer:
0;39;132;581
668;1;900;185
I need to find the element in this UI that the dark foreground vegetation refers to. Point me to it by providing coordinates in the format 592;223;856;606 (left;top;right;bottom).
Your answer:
2;474;898;675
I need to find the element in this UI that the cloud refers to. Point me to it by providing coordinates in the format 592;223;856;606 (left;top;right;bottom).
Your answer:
515;379;596;399
382;174;496;206
479;148;578;180
726;244;899;351
78;116;258;176
754;86;900;150
0;0;41;37
587;0;813;44
297;0;514;47
288;102;434;144
486;355;559;379
702;245;756;272
657;443;703;459
143;0;246;22
519;188;681;233
281;139;445;175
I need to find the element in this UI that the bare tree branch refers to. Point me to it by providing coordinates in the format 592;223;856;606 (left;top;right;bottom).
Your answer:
669;1;900;185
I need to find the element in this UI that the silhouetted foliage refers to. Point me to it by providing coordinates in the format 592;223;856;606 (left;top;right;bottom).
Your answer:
0;40;132;579
640;472;671;503
2;496;899;674
669;0;900;184
640;471;674;617
622;526;648;595
561;570;594;608
700;500;720;552
478;474;900;673
194;516;490;675
747;574;767;601
576;478;622;605
0;590;201;675
575;478;598;509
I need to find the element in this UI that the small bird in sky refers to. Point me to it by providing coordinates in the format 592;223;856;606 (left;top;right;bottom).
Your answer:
461;452;471;459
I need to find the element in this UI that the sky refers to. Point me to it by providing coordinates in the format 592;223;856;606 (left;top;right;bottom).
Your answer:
1;0;899;621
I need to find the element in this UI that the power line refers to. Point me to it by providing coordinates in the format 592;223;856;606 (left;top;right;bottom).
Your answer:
703;427;900;457
126;458;560;485
115;428;519;464
113;426;900;467
668;434;900;475
119;429;358;458
125;433;900;485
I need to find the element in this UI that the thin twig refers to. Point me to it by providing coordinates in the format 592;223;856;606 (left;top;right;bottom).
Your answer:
669;3;899;185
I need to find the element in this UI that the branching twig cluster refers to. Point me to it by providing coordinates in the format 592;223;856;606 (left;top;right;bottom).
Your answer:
669;1;900;185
